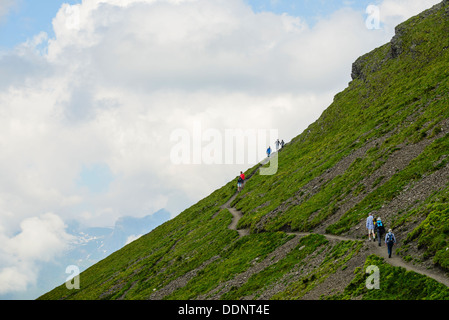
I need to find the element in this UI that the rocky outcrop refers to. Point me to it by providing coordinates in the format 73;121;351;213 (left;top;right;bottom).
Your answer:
352;0;449;81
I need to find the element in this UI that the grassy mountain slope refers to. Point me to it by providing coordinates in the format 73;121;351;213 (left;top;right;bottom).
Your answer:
40;1;449;300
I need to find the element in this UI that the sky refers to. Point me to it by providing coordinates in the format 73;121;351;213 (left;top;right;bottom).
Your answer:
0;0;442;298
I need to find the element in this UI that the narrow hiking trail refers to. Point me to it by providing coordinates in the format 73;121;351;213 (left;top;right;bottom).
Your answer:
222;191;250;237
223;156;449;288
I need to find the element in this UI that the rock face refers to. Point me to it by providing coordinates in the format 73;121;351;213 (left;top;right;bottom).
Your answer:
389;26;404;60
352;0;449;81
351;53;371;82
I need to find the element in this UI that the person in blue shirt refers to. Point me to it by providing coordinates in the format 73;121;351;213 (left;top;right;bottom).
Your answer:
266;146;271;158
385;229;397;258
366;213;375;242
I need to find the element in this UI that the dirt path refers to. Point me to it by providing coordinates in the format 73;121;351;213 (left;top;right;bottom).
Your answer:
368;239;449;287
222;192;250;237
222;157;271;237
224;158;449;288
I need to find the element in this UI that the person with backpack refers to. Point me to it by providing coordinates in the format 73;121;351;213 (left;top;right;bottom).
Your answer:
267;146;271;158
385;229;396;258
374;217;386;246
237;175;244;192
240;171;245;190
237;176;243;192
366;213;375;242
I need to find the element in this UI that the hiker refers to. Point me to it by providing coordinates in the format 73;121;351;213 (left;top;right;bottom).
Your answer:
240;171;246;189
366;213;375;242
237;175;244;192
267;146;271;158
374;217;386;246
280;140;285;149
275;139;280;152
385;229;396;258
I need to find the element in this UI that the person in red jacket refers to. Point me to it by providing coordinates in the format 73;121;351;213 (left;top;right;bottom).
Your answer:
240;171;245;190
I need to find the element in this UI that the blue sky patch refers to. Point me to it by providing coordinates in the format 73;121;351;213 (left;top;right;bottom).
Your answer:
0;0;80;49
77;163;115;194
244;0;378;24
1;0;380;50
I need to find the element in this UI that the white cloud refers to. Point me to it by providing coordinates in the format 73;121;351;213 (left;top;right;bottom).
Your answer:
5;213;73;261
0;213;74;294
0;0;443;296
378;0;441;34
0;267;33;294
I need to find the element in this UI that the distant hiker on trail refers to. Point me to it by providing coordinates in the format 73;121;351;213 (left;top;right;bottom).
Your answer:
267;146;271;158
374;217;386;247
366;213;375;242
281;140;285;149
240;171;246;189
237;176;243;192
275;139;281;152
385;229;396;258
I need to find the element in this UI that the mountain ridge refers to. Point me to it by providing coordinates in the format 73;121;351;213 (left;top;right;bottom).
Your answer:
39;0;449;300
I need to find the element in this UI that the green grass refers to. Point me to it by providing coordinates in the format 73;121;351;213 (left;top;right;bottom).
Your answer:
329;255;449;300
165;232;293;300
218;234;364;300
400;185;449;270
328;133;449;235
270;238;363;300
221;234;329;300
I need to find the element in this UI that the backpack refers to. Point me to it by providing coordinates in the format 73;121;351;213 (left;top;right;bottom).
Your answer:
377;221;385;234
386;233;394;243
238;177;243;183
